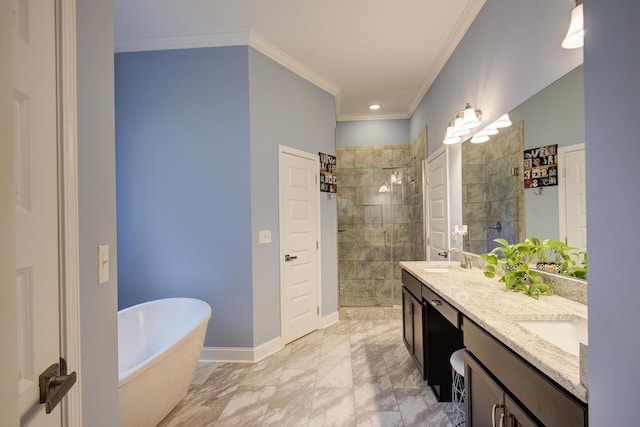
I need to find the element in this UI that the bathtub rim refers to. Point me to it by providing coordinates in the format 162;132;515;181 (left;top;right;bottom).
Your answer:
118;297;212;387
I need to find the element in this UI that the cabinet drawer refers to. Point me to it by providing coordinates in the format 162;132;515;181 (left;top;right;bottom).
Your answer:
422;285;460;329
402;269;422;299
464;318;587;427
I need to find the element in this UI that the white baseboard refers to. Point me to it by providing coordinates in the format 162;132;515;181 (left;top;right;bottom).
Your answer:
200;314;339;364
320;310;340;329
200;336;283;363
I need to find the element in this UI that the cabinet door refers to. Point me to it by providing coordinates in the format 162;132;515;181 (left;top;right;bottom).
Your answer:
504;395;538;427
465;353;504;427
402;287;413;352
412;293;424;373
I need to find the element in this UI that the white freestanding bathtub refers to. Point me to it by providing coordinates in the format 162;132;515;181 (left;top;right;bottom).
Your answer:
118;298;212;427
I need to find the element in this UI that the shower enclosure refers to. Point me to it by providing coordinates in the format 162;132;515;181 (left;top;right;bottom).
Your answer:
336;143;424;307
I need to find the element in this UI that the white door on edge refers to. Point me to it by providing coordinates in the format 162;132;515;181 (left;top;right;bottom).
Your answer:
279;147;319;344
13;0;65;425
426;151;449;260
559;144;587;251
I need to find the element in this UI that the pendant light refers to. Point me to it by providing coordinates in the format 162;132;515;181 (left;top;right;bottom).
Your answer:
562;0;584;49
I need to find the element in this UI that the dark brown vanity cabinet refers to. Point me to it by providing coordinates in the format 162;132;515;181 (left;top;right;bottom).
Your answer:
402;270;463;401
402;284;424;377
464;318;588;427
465;352;537;427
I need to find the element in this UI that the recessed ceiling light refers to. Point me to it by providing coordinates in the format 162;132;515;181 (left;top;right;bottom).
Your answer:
369;104;381;110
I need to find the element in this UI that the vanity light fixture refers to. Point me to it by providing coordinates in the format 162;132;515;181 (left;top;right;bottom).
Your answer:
451;113;471;138
443;103;482;145
443;120;462;145
369;104;381;110
470;134;490;144
461;102;482;129
493;113;512;128
562;0;584;49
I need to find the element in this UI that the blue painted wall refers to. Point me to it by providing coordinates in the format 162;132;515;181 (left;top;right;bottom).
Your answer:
115;46;338;349
248;48;337;345
115;47;254;347
336;119;409;147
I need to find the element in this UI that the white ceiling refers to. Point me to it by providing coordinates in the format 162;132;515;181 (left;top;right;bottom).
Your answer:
113;0;486;121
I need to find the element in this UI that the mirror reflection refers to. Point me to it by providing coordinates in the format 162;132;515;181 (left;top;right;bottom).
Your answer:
461;64;585;256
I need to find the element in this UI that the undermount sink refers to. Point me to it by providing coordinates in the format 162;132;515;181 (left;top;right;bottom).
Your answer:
423;267;450;273
517;318;588;356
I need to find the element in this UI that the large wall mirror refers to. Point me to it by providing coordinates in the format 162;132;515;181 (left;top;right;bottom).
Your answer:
461;64;585;255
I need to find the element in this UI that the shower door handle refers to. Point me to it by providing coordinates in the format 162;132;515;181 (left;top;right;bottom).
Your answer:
284;254;297;262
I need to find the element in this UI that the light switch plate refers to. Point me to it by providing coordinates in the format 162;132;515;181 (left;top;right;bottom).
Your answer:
98;245;109;285
259;230;271;244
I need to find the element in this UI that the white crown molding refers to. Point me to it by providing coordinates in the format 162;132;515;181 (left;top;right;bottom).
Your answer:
114;31;251;53
248;33;340;96
407;0;487;117
114;31;341;99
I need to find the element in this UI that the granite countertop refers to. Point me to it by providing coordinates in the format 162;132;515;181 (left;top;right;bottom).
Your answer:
400;260;588;403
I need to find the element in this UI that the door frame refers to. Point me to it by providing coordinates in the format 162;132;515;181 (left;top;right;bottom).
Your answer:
277;145;321;343
558;143;585;247
424;145;450;261
57;0;82;425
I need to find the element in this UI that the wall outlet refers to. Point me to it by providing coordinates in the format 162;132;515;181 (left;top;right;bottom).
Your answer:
98;245;109;285
259;230;271;244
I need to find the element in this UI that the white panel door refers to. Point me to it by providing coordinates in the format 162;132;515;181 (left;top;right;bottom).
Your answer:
13;0;64;425
279;147;319;345
426;150;449;260
559;144;587;250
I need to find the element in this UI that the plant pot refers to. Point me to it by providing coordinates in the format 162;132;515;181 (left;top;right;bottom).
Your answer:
536;262;562;274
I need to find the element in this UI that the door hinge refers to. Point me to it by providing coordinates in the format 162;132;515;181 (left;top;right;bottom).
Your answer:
316;241;319;250
315;175;318;184
317;306;320;315
427;237;430;246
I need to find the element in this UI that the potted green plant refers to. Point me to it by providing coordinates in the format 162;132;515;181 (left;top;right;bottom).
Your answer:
481;238;552;299
527;237;571;274
564;250;587;279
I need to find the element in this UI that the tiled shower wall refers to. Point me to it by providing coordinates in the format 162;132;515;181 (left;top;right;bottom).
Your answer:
462;121;525;254
337;130;426;307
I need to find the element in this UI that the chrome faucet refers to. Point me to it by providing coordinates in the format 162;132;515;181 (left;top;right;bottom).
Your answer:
438;248;472;269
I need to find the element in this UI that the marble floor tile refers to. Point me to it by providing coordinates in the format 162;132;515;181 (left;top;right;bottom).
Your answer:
316;354;353;387
270;369;317;409
157;319;455;427
309;387;356;427
355;410;404;427
259;407;313;427
215;385;276;427
353;375;399;412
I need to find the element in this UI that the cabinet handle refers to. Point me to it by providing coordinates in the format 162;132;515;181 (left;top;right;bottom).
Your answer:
430;299;442;307
492;404;504;427
407;301;413;314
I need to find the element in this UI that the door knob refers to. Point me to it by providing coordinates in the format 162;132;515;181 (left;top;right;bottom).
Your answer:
284;254;298;262
39;358;77;414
